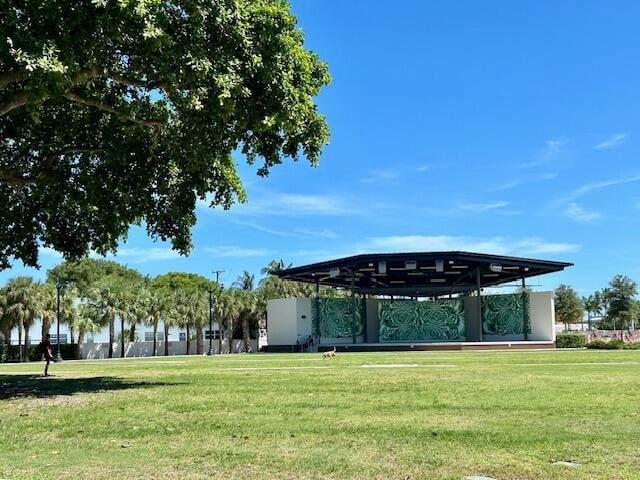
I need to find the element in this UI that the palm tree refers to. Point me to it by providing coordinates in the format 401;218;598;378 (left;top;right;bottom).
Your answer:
34;282;57;341
583;294;601;331
0;287;9;347
143;287;163;356
233;271;255;291
4;277;39;361
87;275;127;358
73;304;102;346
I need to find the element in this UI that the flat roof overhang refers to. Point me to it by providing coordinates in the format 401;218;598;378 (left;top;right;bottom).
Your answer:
275;251;572;297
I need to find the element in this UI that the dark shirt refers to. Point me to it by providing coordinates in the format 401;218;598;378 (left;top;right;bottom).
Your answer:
42;340;52;358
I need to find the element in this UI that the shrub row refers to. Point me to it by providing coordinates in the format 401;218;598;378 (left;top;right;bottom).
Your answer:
556;333;587;348
586;339;640;350
0;344;80;363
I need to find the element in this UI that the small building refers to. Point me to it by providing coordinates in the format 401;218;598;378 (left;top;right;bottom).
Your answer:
265;251;572;351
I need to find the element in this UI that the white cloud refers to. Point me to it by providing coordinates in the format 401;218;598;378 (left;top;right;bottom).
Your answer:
109;247;182;263
565;173;640;202
459;201;509;213
415;164;432;173
518;137;569;168
564;203;601;223
595;133;627;150
203;246;270;258
361;168;400;183
198;191;359;217
293;228;340;239
487;172;558;192
359;235;580;257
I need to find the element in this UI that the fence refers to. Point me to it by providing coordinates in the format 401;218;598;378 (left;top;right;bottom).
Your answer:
0;339;258;362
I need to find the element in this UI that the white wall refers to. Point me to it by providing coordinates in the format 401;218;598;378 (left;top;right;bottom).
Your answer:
529;291;555;342
80;339;258;359
267;298;300;345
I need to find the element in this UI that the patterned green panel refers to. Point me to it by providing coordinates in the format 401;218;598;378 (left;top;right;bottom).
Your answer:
312;298;364;338
482;293;531;336
379;300;466;342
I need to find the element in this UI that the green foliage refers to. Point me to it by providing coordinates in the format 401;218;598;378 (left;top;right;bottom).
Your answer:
555;333;587;348
0;0;330;269
587;339;625;349
0;342;79;362
554;284;584;326
605;275;638;330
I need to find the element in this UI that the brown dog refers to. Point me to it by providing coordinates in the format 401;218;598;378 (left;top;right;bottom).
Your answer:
322;346;337;359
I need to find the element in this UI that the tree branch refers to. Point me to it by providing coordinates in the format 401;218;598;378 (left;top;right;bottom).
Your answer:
0;167;34;188
106;72;169;91
63;91;163;128
0;91;29;117
0;70;29;87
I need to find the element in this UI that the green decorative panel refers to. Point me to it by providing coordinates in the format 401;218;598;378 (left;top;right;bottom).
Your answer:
378;300;466;342
482;293;531;336
312;298;364;338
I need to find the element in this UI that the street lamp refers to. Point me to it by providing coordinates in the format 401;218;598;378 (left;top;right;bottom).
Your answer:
55;279;68;362
207;287;215;356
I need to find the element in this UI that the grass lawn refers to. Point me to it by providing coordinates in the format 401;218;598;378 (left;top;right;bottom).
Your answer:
1;349;640;480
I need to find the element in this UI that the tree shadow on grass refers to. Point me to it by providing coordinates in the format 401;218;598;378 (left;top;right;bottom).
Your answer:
0;375;180;400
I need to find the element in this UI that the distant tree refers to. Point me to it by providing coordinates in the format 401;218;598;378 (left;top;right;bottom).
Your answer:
3;277;39;361
606;275;638;332
1;0;330;270
582;294;601;331
554;284;584;331
233;271;255;291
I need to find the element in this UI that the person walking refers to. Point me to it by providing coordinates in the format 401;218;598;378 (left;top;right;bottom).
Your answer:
41;334;54;377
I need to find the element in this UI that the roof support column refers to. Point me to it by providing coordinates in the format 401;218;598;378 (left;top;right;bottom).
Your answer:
521;274;529;341
362;293;368;343
315;279;321;345
476;267;483;342
351;272;357;344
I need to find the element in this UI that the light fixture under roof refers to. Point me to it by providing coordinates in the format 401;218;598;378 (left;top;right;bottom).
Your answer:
451;265;469;269
502;266;520;270
489;263;503;273
430;278;446;283
436;260;444;272
329;267;340;277
405;260;417;270
378;261;387;274
483;273;499;277
359;267;375;272
389;280;405;284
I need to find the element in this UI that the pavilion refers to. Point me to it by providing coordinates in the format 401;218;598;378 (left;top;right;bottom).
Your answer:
265;251;572;351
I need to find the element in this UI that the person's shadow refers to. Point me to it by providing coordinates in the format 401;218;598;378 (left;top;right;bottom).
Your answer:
0;375;178;400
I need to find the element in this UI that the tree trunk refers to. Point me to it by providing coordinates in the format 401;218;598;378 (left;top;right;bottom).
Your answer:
152;320;158;356
164;321;169;356
18;320;23;362
185;323;190;355
41;315;52;342
108;317;114;358
228;319;234;354
120;316;125;358
70;326;75;345
242;315;250;353
24;323;30;361
129;321;136;342
218;319;223;355
78;330;85;345
196;327;204;355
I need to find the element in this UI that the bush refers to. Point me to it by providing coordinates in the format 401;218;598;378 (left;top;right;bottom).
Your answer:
625;342;640;350
586;339;626;349
556;333;587;348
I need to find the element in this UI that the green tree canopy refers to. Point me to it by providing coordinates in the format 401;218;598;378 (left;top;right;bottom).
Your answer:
0;0;330;269
605;275;638;329
554;284;584;327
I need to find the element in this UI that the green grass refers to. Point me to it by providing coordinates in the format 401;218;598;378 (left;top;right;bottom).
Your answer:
2;350;640;480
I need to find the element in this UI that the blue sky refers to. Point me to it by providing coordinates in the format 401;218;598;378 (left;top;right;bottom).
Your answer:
3;1;640;295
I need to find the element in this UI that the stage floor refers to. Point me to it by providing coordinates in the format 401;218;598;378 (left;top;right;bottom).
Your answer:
318;341;556;352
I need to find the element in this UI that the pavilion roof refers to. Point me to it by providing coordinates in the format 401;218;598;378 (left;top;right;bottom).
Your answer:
275;251;572;297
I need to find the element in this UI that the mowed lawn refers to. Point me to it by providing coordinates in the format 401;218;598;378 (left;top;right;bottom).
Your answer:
1;350;640;480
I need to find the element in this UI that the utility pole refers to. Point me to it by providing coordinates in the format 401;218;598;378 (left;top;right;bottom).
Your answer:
208;269;224;355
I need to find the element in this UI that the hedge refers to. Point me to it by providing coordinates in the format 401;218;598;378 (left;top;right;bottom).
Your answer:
586;339;640;350
0;343;80;363
556;333;587;348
